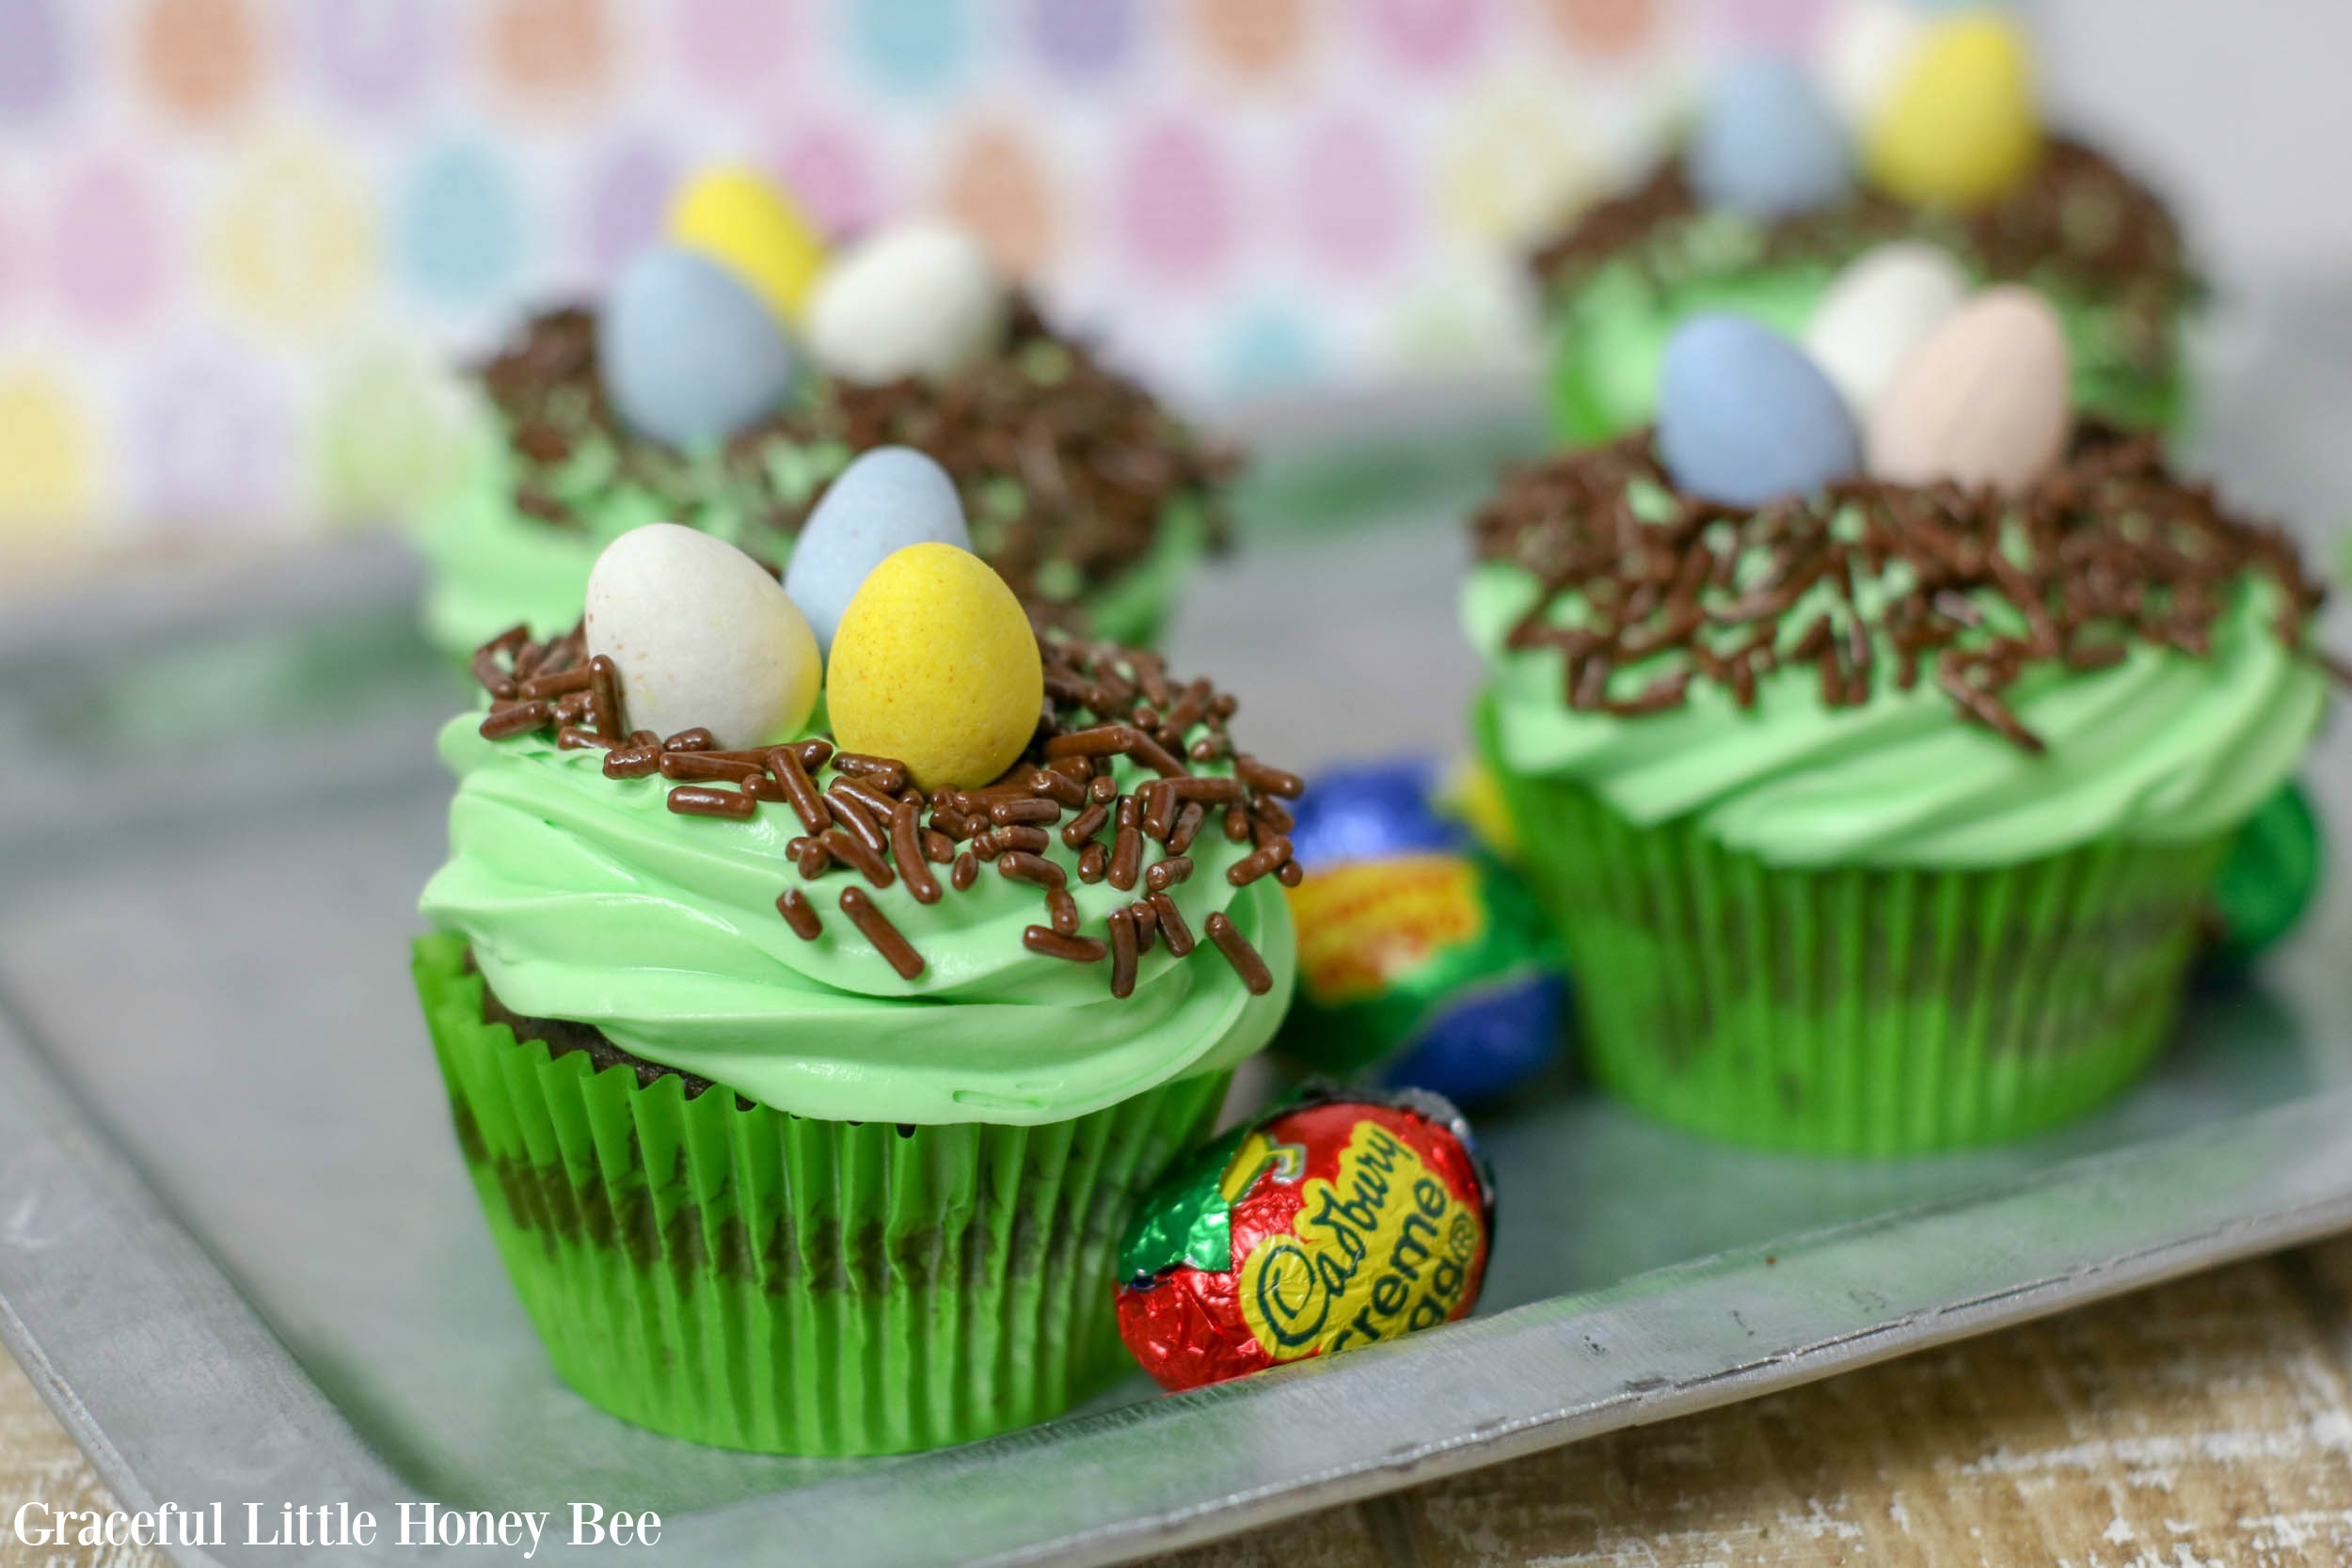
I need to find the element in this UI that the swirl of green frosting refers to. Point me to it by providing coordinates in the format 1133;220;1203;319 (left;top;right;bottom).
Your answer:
1466;558;2325;870
414;414;1207;658
421;717;1295;1126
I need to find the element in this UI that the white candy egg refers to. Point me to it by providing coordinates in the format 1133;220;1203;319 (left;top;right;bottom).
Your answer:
1803;241;1970;418
805;220;1008;385
1866;286;2074;496
584;524;820;752
1814;0;1930;130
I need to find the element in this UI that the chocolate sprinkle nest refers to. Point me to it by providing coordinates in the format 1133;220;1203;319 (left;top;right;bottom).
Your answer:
469;622;1297;992
1471;425;2348;753
475;296;1235;613
1529;137;2194;374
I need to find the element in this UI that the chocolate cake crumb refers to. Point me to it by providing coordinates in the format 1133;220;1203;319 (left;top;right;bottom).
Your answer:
480;974;745;1107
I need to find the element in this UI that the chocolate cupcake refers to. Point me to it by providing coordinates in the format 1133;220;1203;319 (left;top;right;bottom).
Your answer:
1464;420;2340;1155
1532;21;2195;445
416;525;1295;1453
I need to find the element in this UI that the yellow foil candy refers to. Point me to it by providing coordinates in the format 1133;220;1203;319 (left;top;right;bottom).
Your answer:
825;544;1044;792
1863;14;2040;210
665;166;828;325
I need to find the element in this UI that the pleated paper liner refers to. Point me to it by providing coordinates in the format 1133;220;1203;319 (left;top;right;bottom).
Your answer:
1474;695;2226;1156
413;933;1229;1455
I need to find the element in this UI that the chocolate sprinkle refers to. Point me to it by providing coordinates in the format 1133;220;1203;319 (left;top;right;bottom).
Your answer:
666;784;754;819
1204;911;1273;995
1024;927;1107;963
777;887;821;941
841;887;924;980
465;615;1296;993
1471;425;2343;752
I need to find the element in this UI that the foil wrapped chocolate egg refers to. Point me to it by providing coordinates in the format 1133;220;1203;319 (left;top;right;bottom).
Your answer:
2202;779;2322;980
1116;1086;1495;1393
1275;762;1568;1106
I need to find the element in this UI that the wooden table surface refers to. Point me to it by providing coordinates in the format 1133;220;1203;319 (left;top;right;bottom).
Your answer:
8;1241;2352;1567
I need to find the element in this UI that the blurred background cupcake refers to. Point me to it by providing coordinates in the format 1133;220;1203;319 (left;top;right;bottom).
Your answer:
1464;290;2342;1154
415;166;1234;659
1531;8;2197;445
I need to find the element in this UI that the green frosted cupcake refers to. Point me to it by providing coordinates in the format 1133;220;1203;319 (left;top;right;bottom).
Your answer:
416;298;1230;660
417;608;1296;1452
1464;428;2336;1155
1532;136;2195;446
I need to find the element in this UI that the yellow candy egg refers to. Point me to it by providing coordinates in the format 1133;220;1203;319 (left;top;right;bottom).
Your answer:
825;544;1044;792
665;166;828;325
1862;14;2041;210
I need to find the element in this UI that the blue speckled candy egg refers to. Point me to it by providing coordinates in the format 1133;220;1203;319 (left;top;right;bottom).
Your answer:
783;446;973;656
1689;55;1851;220
597;245;797;449
1657;314;1861;507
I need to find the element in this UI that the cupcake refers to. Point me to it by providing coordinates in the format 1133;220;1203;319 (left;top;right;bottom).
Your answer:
415;514;1296;1453
1464;302;2338;1156
1531;14;2194;445
416;171;1231;662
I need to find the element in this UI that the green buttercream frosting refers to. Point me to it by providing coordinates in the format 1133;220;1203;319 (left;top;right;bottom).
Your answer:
416;426;1208;660
420;717;1295;1126
1464;558;2324;870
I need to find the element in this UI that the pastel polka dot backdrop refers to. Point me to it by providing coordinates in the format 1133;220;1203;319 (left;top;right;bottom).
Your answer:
1027;0;1138;81
673;0;792;94
305;0;435;117
0;0;72;128
849;0;974;97
582;135;678;279
130;344;290;524
774;124;878;240
138;0;266;125
0;0;1717;544
54;158;169;328
943;124;1055;276
395;138;526;305
1365;0;1491;75
0;367;98;536
1120;119;1235;286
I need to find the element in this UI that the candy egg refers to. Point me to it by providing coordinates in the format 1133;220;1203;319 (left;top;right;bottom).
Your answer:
783;447;973;657
1656;314;1861;507
1863;12;2041;208
804;220;1008;385
665;165;828;325
1688;56;1851;220
824;544;1042;792
598;245;798;448
1803;241;1970;417
585;523;820;752
1867;285;2072;494
1813;0;1929;130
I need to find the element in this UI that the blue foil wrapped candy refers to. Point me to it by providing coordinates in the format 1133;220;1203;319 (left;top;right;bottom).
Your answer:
1275;762;1568;1105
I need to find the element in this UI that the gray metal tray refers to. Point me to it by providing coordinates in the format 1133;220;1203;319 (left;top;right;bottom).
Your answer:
5;298;2352;1566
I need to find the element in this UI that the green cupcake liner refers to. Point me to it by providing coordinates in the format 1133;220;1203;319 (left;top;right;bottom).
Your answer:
413;933;1228;1454
1475;704;2225;1156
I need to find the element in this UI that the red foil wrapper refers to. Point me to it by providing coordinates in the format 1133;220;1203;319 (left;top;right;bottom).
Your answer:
1115;1086;1494;1393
